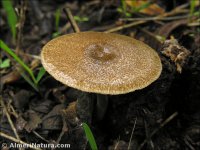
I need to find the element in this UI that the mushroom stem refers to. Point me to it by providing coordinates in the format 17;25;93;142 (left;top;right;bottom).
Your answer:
76;92;109;123
76;92;95;124
96;94;108;121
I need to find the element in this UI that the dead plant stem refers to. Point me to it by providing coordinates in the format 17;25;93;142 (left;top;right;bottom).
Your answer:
137;112;178;150
105;3;189;33
0;131;42;150
0;98;21;141
128;117;137;150
64;8;80;33
16;0;27;55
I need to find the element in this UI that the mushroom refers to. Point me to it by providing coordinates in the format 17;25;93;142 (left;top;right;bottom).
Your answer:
41;32;162;123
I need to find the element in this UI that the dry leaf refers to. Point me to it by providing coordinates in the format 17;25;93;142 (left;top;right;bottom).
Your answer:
62;102;79;126
24;110;42;132
126;0;165;15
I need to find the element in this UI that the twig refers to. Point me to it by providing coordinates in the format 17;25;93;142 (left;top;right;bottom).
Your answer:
16;0;27;55
161;3;189;17
187;21;200;27
63;8;80;33
32;131;50;143
0;131;42;150
105;20;145;33
137;112;178;150
56;116;68;144
128;117;137;150
10;48;41;60
144;119;154;149
0;98;21;143
104;3;189;33
139;28;163;43
7;99;19;118
184;135;196;150
59;22;71;34
114;136;121;150
120;15;190;21
6;98;50;144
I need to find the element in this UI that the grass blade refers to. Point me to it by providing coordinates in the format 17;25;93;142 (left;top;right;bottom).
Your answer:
36;67;46;84
19;71;39;92
2;0;18;40
82;123;98;150
55;8;61;32
0;40;37;84
190;0;196;16
0;58;10;68
121;0;127;15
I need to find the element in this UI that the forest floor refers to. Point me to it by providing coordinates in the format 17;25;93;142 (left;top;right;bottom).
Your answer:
1;0;200;150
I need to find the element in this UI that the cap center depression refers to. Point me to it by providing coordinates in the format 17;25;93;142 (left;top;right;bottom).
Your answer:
84;43;119;63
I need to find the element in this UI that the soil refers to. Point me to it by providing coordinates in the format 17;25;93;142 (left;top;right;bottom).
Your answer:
0;0;200;150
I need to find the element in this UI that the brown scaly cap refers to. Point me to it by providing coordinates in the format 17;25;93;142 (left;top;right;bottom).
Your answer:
41;32;162;95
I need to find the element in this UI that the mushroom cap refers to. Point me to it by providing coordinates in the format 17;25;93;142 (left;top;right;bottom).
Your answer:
41;32;162;95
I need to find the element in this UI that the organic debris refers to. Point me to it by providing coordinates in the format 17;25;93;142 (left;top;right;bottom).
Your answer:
162;37;191;73
0;0;199;149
